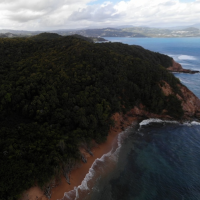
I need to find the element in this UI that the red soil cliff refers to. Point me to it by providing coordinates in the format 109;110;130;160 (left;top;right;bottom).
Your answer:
124;81;200;121
167;59;199;74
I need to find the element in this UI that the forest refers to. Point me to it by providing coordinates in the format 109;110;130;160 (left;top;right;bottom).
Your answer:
0;33;183;200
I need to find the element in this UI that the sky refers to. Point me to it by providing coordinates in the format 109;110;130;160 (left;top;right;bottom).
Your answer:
0;0;199;31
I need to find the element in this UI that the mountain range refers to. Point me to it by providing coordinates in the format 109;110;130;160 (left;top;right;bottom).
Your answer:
1;24;200;38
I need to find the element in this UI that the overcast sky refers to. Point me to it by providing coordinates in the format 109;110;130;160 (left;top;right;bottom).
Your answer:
0;0;199;31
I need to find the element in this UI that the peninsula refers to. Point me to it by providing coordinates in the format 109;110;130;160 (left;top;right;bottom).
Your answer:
167;59;199;74
0;33;200;200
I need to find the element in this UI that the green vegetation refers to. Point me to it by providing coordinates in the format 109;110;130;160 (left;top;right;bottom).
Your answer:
0;33;183;199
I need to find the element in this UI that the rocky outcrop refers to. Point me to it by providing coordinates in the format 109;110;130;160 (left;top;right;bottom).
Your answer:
167;59;199;74
177;84;200;119
125;104;172;121
124;80;200;121
161;81;200;119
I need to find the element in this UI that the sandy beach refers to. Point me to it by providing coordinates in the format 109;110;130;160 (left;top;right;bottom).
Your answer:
20;112;138;200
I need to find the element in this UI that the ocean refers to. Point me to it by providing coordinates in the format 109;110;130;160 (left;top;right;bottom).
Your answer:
64;38;200;200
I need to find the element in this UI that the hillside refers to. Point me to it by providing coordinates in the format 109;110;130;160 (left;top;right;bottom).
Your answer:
0;33;199;200
0;32;18;38
65;26;200;37
1;26;200;38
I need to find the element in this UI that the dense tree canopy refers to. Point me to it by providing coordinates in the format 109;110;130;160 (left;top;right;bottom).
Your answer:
0;34;183;199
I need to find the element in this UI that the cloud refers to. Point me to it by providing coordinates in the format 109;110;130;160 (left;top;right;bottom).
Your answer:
69;2;122;21
113;0;200;26
0;0;92;29
159;1;177;6
0;0;200;30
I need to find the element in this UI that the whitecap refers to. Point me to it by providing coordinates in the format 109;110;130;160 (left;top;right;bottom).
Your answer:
191;121;200;125
181;121;200;126
139;118;163;126
139;118;200;129
178;55;197;61
139;118;179;130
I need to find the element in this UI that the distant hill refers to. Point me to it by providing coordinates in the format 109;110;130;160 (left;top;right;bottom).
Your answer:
31;32;63;40
0;32;18;38
1;25;200;38
182;27;199;32
30;33;107;43
191;23;200;29
57;28;147;37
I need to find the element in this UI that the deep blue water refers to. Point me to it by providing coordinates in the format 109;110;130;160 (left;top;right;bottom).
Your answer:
87;122;200;200
64;38;200;200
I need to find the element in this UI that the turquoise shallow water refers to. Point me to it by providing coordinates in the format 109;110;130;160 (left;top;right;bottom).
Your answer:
63;38;200;200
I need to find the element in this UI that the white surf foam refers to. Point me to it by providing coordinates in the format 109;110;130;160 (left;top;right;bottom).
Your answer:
181;121;200;126
179;78;191;84
112;127;132;160
139;118;163;126
76;148;114;193
62;125;133;200
178;55;197;61
139;118;179;130
63;190;76;200
139;118;200;129
191;121;200;126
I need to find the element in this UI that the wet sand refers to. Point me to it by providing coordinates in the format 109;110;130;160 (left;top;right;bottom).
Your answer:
20;112;138;200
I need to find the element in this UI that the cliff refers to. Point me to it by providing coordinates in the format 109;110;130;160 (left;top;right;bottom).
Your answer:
126;81;200;121
167;59;199;74
159;81;200;120
177;84;200;119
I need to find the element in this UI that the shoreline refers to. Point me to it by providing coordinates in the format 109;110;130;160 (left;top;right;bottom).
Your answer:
18;113;200;200
167;59;199;74
20;113;139;200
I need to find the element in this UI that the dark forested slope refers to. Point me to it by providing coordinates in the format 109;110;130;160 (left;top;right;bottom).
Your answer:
0;34;184;199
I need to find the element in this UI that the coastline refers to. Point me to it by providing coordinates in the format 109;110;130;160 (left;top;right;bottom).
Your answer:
20;113;139;200
167;59;199;74
19;82;200;200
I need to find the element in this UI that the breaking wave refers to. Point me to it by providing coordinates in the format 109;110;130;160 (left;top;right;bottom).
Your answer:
61;125;133;200
178;55;197;61
139;118;200;129
178;78;191;84
139;118;178;127
184;121;200;126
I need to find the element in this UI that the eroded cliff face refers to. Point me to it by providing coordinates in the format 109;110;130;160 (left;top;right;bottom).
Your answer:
125;104;172;121
177;84;200;119
122;80;200;121
167;59;199;74
160;81;200;119
167;59;183;72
